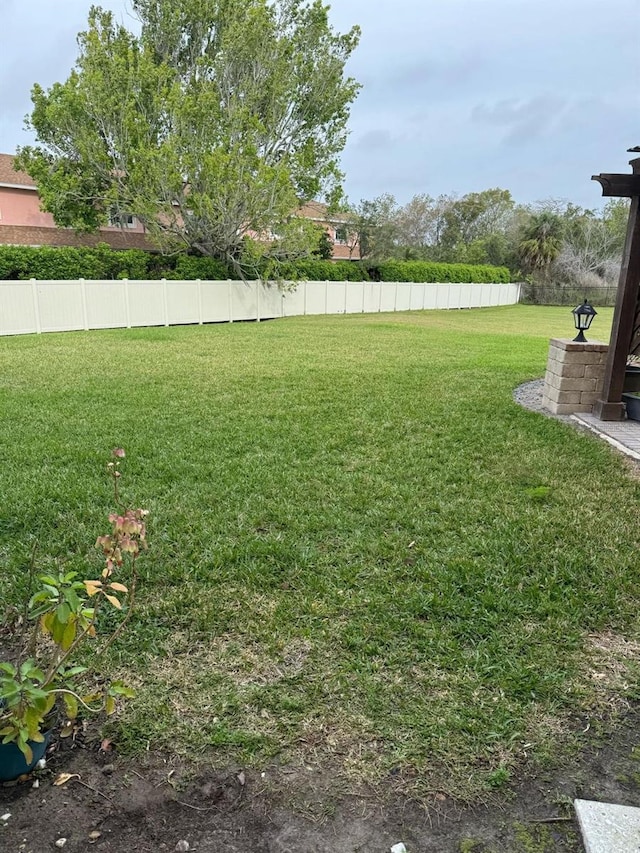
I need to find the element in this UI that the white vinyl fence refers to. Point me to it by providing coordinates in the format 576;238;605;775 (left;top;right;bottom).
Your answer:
0;278;521;336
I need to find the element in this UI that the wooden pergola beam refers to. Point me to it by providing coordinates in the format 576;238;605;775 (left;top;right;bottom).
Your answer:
592;158;640;420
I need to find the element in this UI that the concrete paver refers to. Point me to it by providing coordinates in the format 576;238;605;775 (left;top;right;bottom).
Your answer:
575;799;640;853
573;413;640;461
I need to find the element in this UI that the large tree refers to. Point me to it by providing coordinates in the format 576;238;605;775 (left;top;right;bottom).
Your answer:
16;1;361;276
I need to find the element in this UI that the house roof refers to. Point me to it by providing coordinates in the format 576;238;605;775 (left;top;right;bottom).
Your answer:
0;153;37;188
299;201;353;225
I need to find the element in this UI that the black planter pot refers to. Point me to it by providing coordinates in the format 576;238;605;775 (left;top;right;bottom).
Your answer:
622;393;640;422
0;730;52;782
624;367;640;393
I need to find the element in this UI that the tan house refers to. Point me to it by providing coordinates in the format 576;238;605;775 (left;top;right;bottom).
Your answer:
298;200;360;260
0;153;360;261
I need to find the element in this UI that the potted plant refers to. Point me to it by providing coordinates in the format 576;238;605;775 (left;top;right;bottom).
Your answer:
0;449;147;781
622;392;640;422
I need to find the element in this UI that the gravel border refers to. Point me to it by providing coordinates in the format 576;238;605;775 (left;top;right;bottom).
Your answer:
512;378;573;422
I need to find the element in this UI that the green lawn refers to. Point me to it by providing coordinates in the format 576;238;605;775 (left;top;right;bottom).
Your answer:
2;304;639;799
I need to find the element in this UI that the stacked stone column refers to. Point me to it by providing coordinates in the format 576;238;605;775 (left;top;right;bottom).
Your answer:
542;338;608;415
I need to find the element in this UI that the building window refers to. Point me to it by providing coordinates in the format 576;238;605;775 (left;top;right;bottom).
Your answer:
334;226;348;244
109;209;136;228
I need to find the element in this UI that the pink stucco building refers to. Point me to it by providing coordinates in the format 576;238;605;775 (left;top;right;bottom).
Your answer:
0;154;153;250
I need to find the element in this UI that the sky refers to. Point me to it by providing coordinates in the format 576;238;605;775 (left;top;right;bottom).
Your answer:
1;0;639;210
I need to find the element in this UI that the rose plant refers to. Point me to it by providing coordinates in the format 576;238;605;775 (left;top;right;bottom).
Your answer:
0;449;147;767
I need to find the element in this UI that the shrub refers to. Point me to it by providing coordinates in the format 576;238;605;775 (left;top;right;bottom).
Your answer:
274;259;369;281
0;246;510;284
170;254;234;281
371;260;510;284
0;244;152;280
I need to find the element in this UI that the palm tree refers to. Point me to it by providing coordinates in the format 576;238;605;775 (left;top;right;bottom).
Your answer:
518;212;564;278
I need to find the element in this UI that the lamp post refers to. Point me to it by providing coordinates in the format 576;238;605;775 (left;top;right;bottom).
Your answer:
572;299;597;343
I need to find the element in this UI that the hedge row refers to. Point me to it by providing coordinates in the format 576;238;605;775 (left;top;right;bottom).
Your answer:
375;260;511;284
0;244;511;284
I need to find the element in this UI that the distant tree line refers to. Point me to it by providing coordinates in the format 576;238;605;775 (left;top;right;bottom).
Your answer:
343;190;629;302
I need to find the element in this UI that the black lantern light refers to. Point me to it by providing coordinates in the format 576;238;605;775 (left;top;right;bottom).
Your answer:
572;299;597;342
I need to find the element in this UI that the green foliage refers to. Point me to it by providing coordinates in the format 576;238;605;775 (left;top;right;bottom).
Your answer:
352;193;399;260
0;245;510;284
373;260;511;283
276;258;369;281
170;254;234;281
0;451;146;768
17;1;362;276
313;229;335;261
0;244;153;281
517;212;564;274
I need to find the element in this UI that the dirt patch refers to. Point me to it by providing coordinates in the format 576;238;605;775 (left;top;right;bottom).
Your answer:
3;703;640;852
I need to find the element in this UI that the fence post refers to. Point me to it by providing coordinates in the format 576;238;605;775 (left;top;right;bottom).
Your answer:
256;280;261;322
162;278;169;326
325;281;329;315
30;278;41;334
123;278;131;328
197;278;203;325
79;278;89;330
394;280;398;313
228;280;233;322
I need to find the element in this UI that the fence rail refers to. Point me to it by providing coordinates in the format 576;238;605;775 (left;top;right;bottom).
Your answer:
0;278;521;337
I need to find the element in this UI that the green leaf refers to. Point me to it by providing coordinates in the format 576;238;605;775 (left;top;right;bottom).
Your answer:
56;602;71;625
60;616;77;651
63;693;79;720
110;682;136;699
63;666;87;678
17;734;33;765
63;586;82;612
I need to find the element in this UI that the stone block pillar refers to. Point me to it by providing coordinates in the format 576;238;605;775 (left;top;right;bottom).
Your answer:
542;338;609;415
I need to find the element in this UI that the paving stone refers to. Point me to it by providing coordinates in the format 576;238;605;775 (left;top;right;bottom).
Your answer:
574;799;640;853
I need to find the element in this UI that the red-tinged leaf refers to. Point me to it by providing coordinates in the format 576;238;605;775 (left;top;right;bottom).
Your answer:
104;594;122;610
100;738;113;752
112;448;125;458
